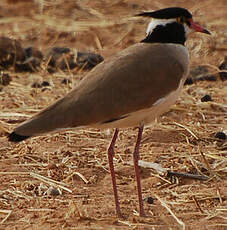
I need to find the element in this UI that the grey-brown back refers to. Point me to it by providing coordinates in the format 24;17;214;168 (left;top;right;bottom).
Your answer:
14;43;189;137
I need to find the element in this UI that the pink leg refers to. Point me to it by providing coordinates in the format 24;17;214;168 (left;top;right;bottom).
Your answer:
107;128;121;217
133;125;145;216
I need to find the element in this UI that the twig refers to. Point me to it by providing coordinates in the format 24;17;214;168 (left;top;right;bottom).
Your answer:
6;189;31;201
192;196;204;213
66;172;89;184
155;195;185;230
27;208;54;212
167;171;209;181
151;172;172;185
30;172;72;193
173;122;199;140
0;210;12;224
0;172;29;175
198;146;213;176
0;112;31;118
215;181;223;204
94;33;103;50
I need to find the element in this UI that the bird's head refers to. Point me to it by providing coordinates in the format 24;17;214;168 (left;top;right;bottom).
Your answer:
136;7;210;44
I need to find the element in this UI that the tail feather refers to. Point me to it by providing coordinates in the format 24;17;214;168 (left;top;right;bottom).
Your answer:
7;94;77;142
8;132;30;142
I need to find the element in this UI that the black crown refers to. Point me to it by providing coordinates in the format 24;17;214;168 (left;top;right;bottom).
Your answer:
136;7;192;19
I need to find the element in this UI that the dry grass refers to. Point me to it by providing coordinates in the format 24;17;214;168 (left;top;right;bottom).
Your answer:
0;0;227;229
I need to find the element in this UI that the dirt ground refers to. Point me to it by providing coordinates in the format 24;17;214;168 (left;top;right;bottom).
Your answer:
0;0;227;229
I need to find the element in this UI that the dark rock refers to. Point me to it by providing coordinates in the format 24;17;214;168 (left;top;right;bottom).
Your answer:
0;36;26;70
45;47;77;73
201;94;212;102
50;47;71;54
189;66;218;82
189;65;208;78
219;56;227;81
0;72;12;86
47;187;60;196
41;81;50;87
184;77;194;85
196;74;217;82
15;46;43;72
45;47;103;73
32;80;50;88
61;78;72;84
76;51;104;70
215;132;226;140
144;196;154;204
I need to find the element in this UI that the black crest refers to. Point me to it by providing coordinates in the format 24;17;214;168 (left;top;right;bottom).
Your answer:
136;7;192;19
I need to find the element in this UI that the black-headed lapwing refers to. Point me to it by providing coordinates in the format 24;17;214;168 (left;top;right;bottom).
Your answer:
8;7;210;217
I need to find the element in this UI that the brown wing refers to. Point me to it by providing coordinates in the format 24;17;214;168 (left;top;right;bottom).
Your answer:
13;43;189;137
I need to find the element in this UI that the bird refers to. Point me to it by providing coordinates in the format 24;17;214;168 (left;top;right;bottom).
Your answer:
8;7;210;218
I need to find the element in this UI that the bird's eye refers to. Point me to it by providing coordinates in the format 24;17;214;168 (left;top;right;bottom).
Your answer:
177;17;186;24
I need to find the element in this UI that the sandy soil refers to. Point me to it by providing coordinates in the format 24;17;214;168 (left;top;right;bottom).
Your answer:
0;0;226;229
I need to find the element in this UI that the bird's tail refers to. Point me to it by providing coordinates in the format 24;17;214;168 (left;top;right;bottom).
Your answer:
8;131;30;142
8;95;75;143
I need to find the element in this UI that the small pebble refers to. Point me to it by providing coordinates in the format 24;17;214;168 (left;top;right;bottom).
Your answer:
184;77;194;85
0;73;12;86
61;78;72;84
41;81;50;87
214;132;226;140
144;196;154;204
32;80;50;88
16;46;44;72
76;51;104;70
45;46;76;73
0;36;26;69
47;187;61;196
201;94;212;102
219;56;227;81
